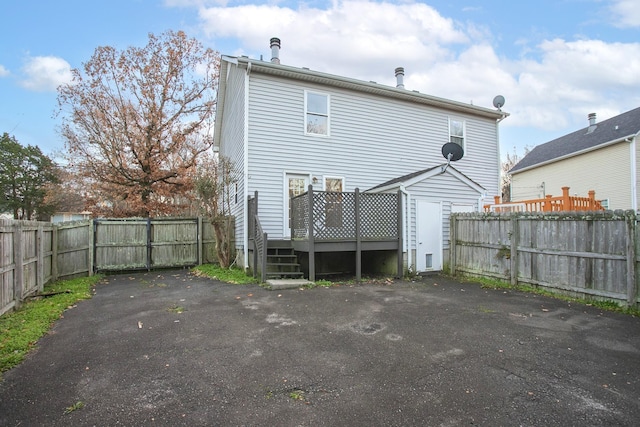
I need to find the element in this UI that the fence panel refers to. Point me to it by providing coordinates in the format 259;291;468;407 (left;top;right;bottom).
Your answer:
451;211;639;307
150;219;198;268
94;219;150;271
56;221;92;279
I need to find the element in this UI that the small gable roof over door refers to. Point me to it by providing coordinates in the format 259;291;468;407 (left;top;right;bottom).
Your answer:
367;164;485;194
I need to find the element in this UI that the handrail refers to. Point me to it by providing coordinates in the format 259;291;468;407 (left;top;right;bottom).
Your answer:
254;215;268;282
485;187;605;212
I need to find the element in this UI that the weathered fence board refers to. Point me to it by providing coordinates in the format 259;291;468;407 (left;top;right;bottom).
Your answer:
1;217;229;317
450;211;639;308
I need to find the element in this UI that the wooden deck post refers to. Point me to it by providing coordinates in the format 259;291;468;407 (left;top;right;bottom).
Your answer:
588;190;596;210
355;188;361;281
307;185;315;282
544;195;553;212
562;187;571;211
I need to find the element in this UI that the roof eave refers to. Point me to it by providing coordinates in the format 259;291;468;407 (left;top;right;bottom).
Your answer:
510;134;637;174
232;57;507;120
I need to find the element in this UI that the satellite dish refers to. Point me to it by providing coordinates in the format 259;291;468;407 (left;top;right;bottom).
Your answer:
441;142;464;162
493;95;505;110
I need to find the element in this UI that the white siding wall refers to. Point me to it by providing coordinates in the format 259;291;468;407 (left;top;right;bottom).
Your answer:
404;173;481;252
511;142;632;210
218;64;247;246
246;73;499;238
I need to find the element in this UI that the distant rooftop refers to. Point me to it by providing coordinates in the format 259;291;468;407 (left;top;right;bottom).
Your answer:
510;106;640;173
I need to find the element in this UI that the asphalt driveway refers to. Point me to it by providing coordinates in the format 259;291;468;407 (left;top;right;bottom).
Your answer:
1;270;639;426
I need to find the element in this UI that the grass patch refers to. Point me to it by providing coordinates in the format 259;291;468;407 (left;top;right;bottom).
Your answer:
64;400;85;414
192;264;258;285
0;275;103;377
465;275;640;316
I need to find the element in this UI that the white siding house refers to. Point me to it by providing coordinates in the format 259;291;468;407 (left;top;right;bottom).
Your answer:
214;39;508;275
510;107;640;210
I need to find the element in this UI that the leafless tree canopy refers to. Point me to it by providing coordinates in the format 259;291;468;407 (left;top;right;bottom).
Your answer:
57;30;220;217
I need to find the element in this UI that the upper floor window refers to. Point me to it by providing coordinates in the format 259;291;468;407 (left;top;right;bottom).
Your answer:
305;91;330;136
449;118;465;148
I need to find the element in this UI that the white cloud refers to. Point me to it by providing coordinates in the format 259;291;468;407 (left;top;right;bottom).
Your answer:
191;0;640;139
0;65;9;77
610;0;640;28
20;56;73;92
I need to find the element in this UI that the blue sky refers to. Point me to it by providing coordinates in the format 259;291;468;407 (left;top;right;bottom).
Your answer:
1;0;639;160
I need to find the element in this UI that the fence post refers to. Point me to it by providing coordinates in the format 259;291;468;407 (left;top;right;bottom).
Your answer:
51;223;59;281
13;222;24;308
510;215;519;286
626;212;637;307
197;217;203;266
37;224;44;292
449;213;457;276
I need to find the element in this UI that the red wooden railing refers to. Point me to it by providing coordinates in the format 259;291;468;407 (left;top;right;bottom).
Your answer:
485;187;605;212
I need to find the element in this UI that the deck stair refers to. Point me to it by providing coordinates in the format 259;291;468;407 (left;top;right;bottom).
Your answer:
265;240;304;280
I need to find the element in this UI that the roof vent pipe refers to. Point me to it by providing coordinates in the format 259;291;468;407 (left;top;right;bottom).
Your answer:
270;37;281;64
395;67;405;89
587;112;597;133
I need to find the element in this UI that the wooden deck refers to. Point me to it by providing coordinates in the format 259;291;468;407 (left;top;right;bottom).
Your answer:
249;187;403;282
485;186;605;213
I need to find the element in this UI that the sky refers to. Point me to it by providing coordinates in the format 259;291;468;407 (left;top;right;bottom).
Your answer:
1;0;640;161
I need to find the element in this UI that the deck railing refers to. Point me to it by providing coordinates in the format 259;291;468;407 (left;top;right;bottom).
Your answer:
291;186;403;281
485;187;605;213
291;187;400;241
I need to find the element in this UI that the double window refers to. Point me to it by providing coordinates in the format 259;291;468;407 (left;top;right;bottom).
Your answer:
449;118;465;149
305;91;330;136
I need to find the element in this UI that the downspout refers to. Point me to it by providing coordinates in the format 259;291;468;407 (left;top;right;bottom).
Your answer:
399;184;412;272
628;136;637;211
243;63;251;269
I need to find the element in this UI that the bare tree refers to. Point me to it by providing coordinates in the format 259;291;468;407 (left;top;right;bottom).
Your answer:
501;146;531;202
57;30;219;217
194;154;237;268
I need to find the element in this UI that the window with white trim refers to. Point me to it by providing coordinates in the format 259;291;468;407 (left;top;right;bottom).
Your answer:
305;91;329;136
449;118;465;149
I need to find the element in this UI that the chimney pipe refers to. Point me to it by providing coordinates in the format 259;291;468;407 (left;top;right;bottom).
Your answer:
588;112;596;126
270;37;281;64
395;67;405;89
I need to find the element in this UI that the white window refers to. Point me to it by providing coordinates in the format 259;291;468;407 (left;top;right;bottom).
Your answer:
305;91;330;136
449;118;465;148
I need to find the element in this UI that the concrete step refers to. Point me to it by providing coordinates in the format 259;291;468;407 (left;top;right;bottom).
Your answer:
267;278;313;290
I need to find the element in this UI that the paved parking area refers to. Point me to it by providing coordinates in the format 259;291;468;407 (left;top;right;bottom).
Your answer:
1;270;639;426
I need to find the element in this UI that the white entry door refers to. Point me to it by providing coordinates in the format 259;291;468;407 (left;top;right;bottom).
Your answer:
416;200;442;271
284;174;310;238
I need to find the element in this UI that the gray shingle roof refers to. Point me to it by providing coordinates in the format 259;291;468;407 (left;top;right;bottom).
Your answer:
510;106;640;173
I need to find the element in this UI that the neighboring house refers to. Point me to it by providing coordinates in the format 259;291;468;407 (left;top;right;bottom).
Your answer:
51;211;92;224
214;38;508;277
510;107;640;210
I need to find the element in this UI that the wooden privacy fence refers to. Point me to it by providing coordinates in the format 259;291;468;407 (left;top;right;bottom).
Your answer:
1;217;226;316
1;219;92;316
93;218;220;271
450;210;639;307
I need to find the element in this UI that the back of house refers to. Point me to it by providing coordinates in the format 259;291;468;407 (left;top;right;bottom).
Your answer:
214;38;508;273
